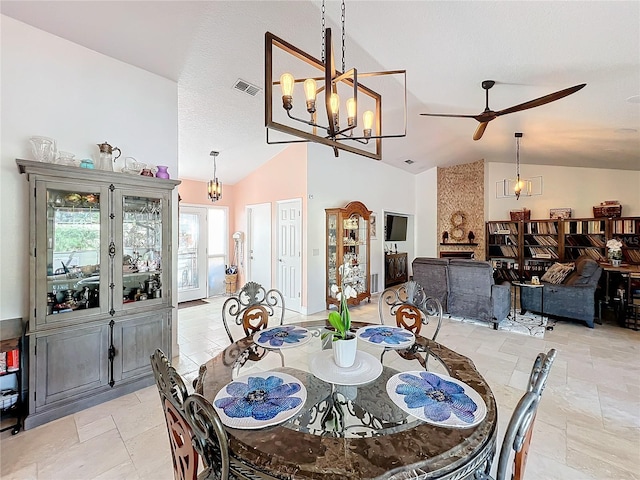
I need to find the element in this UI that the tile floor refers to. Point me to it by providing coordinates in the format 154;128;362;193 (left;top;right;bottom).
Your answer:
1;295;639;479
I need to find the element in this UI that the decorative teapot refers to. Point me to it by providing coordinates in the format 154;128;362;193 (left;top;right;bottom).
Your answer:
97;142;121;171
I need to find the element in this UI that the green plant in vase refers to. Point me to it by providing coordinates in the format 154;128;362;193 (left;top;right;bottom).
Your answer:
324;261;359;367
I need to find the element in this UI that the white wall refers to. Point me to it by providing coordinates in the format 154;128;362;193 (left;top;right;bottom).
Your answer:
305;143;416;314
0;16;179;321
486;162;640;220
414;166;438;259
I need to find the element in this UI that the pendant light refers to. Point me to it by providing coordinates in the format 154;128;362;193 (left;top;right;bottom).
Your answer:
207;151;222;202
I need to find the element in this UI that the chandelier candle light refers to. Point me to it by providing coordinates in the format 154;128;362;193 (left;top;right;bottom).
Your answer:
265;0;406;160
207;151;222;202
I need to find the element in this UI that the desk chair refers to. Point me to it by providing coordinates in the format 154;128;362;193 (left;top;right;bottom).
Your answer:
378;281;443;369
476;349;557;480
150;349;203;480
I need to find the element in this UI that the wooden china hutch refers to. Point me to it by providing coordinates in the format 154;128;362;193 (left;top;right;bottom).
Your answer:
325;201;372;310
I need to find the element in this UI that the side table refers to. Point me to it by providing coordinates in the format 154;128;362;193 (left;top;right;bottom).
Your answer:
512;281;544;322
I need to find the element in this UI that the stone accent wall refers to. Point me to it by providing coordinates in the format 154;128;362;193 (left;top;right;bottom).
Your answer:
437;160;486;260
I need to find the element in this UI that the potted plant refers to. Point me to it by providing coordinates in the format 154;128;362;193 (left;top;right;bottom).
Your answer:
324;261;358;367
607;238;623;267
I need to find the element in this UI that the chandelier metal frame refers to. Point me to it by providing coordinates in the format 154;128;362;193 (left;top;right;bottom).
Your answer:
264;3;406;160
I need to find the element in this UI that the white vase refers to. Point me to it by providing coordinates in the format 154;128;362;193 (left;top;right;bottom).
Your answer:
611;259;622;267
333;334;357;368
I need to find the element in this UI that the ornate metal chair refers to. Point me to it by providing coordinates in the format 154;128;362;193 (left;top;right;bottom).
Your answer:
475;348;557;480
222;282;286;366
378;280;443;369
150;349;204;480
183;392;274;480
221;281;285;343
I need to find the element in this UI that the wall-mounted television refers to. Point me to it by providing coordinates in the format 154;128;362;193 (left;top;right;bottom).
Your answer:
385;214;408;241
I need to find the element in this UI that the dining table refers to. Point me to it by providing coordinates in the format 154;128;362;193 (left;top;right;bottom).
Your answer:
198;320;497;480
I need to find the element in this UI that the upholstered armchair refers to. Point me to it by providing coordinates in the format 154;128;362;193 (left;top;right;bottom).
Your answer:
520;255;602;328
447;259;511;326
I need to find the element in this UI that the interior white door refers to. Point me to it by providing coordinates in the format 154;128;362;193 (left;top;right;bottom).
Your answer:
177;206;208;302
247;203;272;289
277;199;302;312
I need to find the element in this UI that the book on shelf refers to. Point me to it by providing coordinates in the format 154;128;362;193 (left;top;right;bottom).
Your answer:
567;220;606;235
626;249;640;263
490;222;518;234
613;219;639;234
524;222;558;235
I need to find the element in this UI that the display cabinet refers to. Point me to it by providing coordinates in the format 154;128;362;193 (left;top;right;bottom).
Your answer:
17;159;179;429
325;201;371;310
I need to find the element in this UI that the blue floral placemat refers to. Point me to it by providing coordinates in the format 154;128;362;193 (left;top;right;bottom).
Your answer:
213;371;307;429
386;371;486;428
357;325;415;349
253;325;312;349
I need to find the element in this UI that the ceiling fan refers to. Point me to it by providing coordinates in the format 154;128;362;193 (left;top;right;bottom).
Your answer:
420;80;586;140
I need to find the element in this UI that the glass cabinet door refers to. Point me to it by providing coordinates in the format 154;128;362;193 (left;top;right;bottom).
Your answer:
327;213;338;299
343;214;368;297
354;214;368;296
45;188;102;316
121;195;164;306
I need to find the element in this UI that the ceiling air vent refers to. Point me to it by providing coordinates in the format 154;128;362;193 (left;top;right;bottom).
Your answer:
233;79;261;97
404;159;414;165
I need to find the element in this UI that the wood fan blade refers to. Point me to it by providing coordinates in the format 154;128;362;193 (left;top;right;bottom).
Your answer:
496;83;586;117
473;122;489;141
420;113;479;119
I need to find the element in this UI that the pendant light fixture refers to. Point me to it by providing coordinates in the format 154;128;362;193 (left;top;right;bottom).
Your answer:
265;0;407;160
207;151;222;202
512;132;531;200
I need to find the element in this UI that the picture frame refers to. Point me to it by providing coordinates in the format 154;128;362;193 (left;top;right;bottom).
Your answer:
370;213;377;240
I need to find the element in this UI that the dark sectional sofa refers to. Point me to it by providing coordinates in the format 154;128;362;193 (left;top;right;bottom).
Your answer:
412;257;511;327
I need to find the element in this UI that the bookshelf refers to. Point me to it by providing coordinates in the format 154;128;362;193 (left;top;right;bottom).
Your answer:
522;219;560;280
486;221;520;282
612;217;640;264
563;218;607;262
486;216;640;281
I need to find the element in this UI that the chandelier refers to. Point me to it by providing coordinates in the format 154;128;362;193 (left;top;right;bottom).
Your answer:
265;0;406;160
207;151;222;202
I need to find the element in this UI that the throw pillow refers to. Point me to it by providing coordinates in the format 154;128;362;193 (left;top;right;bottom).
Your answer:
541;262;575;284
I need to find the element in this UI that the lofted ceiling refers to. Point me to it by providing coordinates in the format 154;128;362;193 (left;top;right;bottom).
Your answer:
2;1;639;185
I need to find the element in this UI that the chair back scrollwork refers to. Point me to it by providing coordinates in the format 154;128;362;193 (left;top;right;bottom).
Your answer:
183;393;231;480
150;349;198;480
222;281;285;343
379;281;443;339
378;281;444;370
